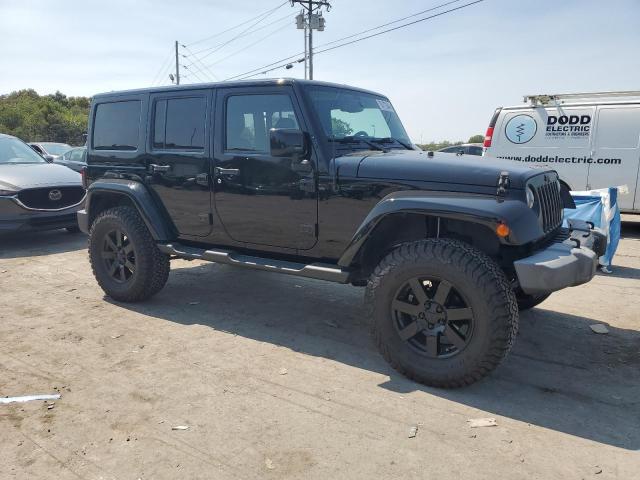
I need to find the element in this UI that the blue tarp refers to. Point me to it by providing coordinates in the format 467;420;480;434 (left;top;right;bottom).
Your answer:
563;187;621;269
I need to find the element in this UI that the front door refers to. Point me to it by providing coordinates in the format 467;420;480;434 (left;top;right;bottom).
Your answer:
147;90;212;237
212;87;317;250
587;106;640;211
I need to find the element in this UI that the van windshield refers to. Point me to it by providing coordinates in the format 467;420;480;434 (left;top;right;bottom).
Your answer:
306;86;411;149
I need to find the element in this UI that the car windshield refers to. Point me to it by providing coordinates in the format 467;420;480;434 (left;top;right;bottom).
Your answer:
40;142;72;155
306;86;411;148
0;136;47;164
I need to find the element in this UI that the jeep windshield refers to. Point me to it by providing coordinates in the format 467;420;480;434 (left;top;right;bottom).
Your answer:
306;86;412;153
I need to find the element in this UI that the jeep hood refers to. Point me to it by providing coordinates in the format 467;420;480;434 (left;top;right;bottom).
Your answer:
0;163;81;191
340;150;539;189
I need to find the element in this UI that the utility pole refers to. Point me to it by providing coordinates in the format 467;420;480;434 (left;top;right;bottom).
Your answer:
174;40;180;85
292;0;330;80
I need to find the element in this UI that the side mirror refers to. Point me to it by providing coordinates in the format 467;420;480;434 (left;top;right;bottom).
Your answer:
270;128;309;159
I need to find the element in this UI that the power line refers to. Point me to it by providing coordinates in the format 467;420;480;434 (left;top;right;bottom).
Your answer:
181;64;207;83
188;13;292;56
193;5;288;62
313;0;485;56
223;0;460;81
186;1;289;47
312;0;464;51
181;45;220;80
150;48;175;86
226;0;485;81
200;21;292;70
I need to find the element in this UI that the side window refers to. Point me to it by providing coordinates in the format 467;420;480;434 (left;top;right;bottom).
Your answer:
225;94;299;153
468;146;483;155
70;149;84;162
93;101;140;151
153;97;205;151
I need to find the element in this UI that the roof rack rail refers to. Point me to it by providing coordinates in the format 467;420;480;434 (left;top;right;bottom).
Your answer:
524;91;640;105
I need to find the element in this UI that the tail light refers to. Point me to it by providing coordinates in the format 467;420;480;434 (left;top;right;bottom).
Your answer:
80;167;88;190
483;126;494;148
483;107;502;150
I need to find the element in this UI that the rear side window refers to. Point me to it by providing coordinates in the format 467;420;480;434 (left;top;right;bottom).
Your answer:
93;101;140;151
153;97;206;150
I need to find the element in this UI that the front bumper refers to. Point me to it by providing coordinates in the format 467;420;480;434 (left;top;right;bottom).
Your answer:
514;219;606;295
0;195;82;234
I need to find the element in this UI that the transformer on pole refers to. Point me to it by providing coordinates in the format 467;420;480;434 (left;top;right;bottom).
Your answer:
292;1;330;80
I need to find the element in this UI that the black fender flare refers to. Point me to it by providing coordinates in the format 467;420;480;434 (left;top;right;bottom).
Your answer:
83;179;176;241
337;190;542;268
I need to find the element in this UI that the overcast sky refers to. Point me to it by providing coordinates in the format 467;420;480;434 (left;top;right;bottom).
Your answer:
1;0;638;142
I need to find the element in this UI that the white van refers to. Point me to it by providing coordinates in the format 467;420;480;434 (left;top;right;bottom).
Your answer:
483;91;640;213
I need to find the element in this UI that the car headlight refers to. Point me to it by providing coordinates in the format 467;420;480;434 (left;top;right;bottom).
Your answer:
0;189;17;196
526;186;536;209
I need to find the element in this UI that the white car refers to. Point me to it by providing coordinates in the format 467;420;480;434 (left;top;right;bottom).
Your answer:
483;91;640;213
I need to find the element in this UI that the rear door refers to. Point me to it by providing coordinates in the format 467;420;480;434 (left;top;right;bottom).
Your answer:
587;105;640;211
147;90;213;237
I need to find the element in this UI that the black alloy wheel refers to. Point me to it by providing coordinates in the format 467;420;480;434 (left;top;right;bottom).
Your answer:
392;276;474;358
102;228;136;283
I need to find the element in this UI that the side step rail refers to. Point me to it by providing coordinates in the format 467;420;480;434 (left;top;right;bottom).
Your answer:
157;243;351;284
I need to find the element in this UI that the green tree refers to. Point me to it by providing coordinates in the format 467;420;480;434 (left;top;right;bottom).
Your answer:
331;117;353;137
468;134;485;144
0;89;90;145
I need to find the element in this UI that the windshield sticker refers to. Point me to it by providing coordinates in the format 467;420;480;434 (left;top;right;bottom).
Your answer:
376;99;394;112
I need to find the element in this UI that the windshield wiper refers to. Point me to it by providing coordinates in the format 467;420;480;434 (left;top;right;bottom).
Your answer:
328;136;388;152
371;137;414;150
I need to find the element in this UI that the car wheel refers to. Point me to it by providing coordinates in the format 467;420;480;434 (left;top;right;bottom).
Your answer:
89;206;170;302
366;239;518;388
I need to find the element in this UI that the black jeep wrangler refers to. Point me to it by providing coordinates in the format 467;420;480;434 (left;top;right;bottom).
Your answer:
79;79;604;387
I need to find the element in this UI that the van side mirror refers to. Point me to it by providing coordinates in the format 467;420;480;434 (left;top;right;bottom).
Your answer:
270;128;309;159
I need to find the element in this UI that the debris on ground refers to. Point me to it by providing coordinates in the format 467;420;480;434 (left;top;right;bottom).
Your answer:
590;324;609;334
188;301;200;306
110;334;123;339
0;394;61;404
593;466;603;474
468;418;498;428
265;458;275;470
324;319;339;328
408;425;419;438
278;368;288;375
171;425;190;431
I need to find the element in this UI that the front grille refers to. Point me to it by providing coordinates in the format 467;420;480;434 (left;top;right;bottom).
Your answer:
531;177;563;233
17;186;85;210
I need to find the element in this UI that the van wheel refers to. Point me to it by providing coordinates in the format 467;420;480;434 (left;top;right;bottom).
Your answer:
366;239;518;388
516;292;551;311
89;206;170;302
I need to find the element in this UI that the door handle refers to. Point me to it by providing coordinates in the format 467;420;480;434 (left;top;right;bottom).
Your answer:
150;164;171;173
215;167;240;176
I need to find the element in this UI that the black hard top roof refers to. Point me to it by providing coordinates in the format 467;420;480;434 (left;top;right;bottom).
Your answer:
92;78;385;100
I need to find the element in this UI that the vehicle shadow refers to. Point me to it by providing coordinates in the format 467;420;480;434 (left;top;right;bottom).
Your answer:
621;218;640;239
0;230;86;259
111;262;640;451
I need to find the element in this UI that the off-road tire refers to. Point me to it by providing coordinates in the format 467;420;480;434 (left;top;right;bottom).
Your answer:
89;206;170;302
366;239;519;388
516;292;551;311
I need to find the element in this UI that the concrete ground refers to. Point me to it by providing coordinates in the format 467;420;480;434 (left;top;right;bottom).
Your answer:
1;218;639;479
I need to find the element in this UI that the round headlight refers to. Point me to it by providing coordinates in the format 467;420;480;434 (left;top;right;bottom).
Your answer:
526;186;536;209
